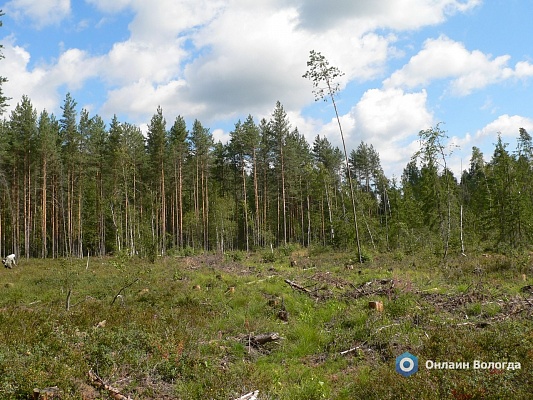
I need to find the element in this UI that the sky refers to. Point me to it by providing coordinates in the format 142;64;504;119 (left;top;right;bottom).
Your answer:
1;0;533;179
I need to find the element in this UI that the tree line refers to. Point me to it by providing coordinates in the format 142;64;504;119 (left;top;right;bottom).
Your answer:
1;92;532;259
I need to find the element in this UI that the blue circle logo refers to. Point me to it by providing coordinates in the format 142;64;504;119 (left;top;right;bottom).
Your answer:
396;352;418;377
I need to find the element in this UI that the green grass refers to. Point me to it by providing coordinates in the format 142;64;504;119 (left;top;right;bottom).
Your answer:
0;251;532;399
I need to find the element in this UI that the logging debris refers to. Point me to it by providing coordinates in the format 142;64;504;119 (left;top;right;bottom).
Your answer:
88;370;132;400
344;279;395;300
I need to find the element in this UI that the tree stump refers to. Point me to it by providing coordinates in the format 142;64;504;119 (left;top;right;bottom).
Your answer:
369;301;384;312
33;387;61;400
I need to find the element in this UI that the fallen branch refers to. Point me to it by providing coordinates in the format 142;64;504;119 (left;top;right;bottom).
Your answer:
111;278;140;305
284;279;311;294
340;346;361;355
234;390;259;400
88;370;132;400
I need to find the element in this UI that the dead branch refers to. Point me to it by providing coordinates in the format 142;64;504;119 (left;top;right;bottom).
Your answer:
340;346;361;355
284;279;311;294
234;390;259;400
111;278;139;305
88;370;132;400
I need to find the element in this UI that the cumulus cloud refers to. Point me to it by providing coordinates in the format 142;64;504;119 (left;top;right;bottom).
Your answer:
84;0;132;13
4;0;71;27
4;0;532;183
1;38;59;111
384;35;533;95
473;115;533;141
316;88;434;177
445;114;533;176
103;39;186;85
1;37;101;112
293;0;481;32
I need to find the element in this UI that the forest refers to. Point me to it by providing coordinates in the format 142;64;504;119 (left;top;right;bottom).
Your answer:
1;91;532;260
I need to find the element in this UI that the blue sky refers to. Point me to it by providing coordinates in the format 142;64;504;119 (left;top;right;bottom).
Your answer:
1;0;533;179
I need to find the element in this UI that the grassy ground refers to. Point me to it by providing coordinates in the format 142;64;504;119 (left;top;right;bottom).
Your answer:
0;248;532;399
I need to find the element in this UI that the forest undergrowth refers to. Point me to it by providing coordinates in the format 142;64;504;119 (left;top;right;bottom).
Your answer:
0;248;532;399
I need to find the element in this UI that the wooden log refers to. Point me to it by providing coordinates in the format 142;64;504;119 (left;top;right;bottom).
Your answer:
284;279;310;294
253;332;280;345
241;332;282;347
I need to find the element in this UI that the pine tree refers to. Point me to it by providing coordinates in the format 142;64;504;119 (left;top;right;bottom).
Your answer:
189;119;213;250
414;125;454;257
313;135;343;244
146;106;168;255
59;93;81;256
304;50;362;261
270;101;290;246
8;95;37;257
37;110;60;257
168;116;189;249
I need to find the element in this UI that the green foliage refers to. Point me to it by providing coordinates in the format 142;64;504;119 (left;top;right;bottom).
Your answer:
3;90;533;261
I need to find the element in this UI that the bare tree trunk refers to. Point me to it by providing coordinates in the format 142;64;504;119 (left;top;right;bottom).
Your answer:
253;148;260;248
161;165;166;255
460;204;465;255
242;162;249;252
331;94;362;262
280;144;287;246
325;180;334;242
307;181;311;247
178;159;183;248
41;159;47;258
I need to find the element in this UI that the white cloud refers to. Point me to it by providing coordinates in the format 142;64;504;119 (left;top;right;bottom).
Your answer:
100;79;187;121
1;37;59;112
2;0;479;127
1;37;101;113
103;39;186;85
384;35;533;95
316;88;433;177
293;0;481;32
473;114;533;141
4;0;71;27
85;0;133;13
212;128;230;144
444;115;533;177
5;0;531;185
